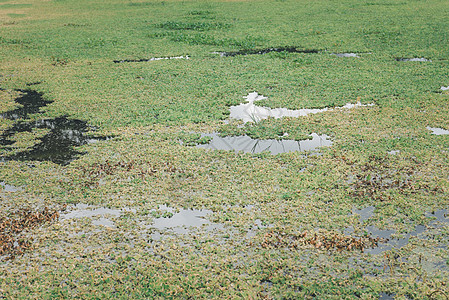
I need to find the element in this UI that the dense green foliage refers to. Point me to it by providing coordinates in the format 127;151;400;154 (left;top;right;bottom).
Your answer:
0;0;448;298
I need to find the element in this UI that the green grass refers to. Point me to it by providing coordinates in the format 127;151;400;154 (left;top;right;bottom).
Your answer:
0;0;448;298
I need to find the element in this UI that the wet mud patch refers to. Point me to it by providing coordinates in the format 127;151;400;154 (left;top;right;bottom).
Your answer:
213;47;319;57
0;207;59;260
113;55;189;63
0;89;109;165
195;132;332;155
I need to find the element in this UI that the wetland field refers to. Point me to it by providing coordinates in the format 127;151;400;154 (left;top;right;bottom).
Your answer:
0;0;448;298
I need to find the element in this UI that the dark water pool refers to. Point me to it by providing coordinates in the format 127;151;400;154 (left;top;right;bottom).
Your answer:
0;89;108;165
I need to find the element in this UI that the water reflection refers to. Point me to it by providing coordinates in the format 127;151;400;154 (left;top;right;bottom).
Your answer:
213;47;319;57
0;90;51;120
427;126;449;135
0;181;20;192
331;53;359;57
0;90;109;165
230;92;374;123
196;133;332;155
113;55;189;63
347;207;449;257
152;205;213;229
396;57;431;62
60;203;123;220
60;204;135;228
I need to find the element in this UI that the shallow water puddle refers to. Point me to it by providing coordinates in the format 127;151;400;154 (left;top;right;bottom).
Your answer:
113;55;189;63
60;203;219;232
378;292;397;299
213;47;319;57
0;90;51;120
60;204;123;219
60;204;132;228
0;90;108;165
352;206;375;222
0;181;20;192
230;92;374;123
196;132;332;155
349;208;449;255
396;57;431;62
387;150;400;155
151;205;213;231
427;126;449;135
331;53;359;57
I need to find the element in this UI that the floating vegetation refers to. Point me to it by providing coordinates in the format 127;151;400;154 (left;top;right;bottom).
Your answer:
361;209;449;255
113;55;189;63
230;92;374;123
77;159;181;187
261;230;385;252
196;133;332;155
346;155;441;201
213;47;319;57
0;90;109;165
0;207;59;260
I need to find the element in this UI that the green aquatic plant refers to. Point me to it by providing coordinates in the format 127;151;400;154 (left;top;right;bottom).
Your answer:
0;0;448;298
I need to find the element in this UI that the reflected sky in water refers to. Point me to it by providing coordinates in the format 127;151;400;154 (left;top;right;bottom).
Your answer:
197;133;332;155
230;92;374;123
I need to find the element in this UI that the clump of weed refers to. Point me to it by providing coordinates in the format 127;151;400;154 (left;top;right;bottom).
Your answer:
345;155;441;201
156;21;230;31
188;10;214;17
0;207;60;260
261;230;386;252
168;33;261;48
77;159;182;187
127;1;160;7
51;57;69;66
178;132;211;146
